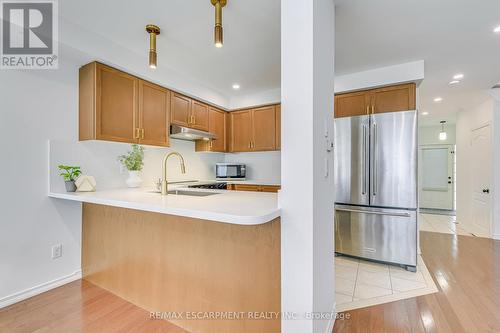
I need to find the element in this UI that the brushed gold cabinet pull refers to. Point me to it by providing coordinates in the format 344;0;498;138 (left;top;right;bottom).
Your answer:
366;105;369;115
134;128;140;139
371;105;375;114
192;115;196;125
141;129;145;139
248;141;251;149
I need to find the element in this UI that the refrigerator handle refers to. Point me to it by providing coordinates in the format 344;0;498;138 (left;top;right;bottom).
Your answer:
362;124;367;195
336;207;411;218
372;122;378;197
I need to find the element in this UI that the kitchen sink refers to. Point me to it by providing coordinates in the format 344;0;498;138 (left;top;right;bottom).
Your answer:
167;190;220;197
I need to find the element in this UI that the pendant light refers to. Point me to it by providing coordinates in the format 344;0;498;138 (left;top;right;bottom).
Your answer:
146;24;160;68
211;0;227;48
439;121;447;141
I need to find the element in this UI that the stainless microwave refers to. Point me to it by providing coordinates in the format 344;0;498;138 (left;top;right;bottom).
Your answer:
216;163;246;180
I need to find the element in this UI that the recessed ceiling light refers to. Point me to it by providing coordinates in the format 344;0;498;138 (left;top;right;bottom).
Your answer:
232;84;240;90
494;26;500;33
421;111;429;116
449;80;460;85
434;97;443;102
453;74;464;80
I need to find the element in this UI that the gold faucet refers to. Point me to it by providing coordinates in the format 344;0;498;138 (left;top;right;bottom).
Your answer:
161;152;186;195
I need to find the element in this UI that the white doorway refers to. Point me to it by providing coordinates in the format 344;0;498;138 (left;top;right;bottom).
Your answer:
470;125;492;236
419;145;455;211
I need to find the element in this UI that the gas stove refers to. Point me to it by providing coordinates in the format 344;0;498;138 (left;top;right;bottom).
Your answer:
188;182;227;190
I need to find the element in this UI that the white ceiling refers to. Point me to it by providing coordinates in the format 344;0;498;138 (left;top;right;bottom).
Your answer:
61;0;500;121
336;0;500;125
60;0;281;99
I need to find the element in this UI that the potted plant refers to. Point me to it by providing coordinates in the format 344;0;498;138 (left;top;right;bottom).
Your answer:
118;144;145;188
58;165;82;192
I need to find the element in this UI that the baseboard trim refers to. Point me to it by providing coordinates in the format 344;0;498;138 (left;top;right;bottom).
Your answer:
325;302;337;333
0;270;82;309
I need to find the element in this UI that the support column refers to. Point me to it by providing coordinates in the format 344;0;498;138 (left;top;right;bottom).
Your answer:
281;0;336;332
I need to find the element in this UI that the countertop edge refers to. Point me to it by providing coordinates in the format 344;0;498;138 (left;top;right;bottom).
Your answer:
48;192;281;226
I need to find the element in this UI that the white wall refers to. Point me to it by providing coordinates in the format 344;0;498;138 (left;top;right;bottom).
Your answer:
0;47;85;305
335;60;424;93
281;0;335;332
224;152;281;184
419;124;456;146
491;91;500;240
456;98;496;237
49;140;225;193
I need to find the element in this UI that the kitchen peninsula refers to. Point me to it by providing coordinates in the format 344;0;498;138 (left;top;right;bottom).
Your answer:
49;187;281;333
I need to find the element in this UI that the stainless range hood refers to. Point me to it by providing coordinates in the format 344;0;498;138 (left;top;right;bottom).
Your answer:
170;124;217;141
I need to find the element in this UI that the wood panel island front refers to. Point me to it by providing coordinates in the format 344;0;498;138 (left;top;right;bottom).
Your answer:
49;188;281;333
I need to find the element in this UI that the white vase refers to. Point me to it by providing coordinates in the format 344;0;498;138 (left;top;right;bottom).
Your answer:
126;170;142;188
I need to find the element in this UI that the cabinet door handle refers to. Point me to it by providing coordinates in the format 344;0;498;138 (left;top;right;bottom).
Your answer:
134;128;140;139
366;105;370;115
141;129;145;139
192;115;196;125
371;105;375;114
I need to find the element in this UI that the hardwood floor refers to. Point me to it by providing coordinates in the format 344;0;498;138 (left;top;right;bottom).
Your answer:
1;231;498;332
333;231;500;333
0;279;187;333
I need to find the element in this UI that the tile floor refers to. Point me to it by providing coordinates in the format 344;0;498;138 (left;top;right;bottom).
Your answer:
335;255;438;312
419;213;474;236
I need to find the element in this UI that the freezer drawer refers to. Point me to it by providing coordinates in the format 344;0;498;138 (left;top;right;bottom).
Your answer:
334;205;417;267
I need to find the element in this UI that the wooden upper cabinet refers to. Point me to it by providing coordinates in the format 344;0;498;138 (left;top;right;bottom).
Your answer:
252;106;276;151
275;104;281;150
80;62;139;143
79;62;171;148
229;104;279;152
230;110;253;152
170;93;191;127
371;83;416;114
334;83;417;118
138;81;170;147
191;101;209;131
195;107;226;152
334;91;370;118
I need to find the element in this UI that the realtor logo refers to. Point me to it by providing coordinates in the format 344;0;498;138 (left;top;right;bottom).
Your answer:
1;0;58;69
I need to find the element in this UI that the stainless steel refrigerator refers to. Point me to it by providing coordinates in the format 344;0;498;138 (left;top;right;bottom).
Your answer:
334;110;418;271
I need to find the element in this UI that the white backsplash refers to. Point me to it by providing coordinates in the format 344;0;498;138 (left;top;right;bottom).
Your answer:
49;140;281;192
224;151;281;184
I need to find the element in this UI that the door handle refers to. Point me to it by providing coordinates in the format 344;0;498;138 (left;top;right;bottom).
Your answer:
336;207;411;218
483;189;490;194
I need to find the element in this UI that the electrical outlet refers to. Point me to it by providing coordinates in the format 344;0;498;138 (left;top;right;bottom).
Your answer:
51;244;62;259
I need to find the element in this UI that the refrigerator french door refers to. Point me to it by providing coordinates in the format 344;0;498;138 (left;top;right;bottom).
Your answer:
334;110;418;270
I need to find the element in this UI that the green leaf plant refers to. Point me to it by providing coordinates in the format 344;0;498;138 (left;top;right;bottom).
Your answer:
118;144;145;171
58;165;82;182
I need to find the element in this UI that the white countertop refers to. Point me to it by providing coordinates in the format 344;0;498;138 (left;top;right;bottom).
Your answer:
48;186;280;225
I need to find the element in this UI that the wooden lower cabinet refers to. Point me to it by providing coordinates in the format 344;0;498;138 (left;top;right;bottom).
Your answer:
82;204;280;333
228;184;281;193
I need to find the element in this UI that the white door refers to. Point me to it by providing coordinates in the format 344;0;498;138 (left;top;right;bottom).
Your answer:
471;125;492;236
419;145;454;210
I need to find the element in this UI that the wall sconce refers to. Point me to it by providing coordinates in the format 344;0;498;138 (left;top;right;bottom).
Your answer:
146;24;160;68
211;0;227;48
